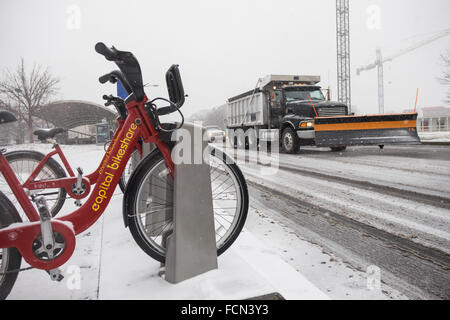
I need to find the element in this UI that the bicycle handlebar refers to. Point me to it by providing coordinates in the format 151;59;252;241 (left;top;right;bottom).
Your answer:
98;70;133;95
95;42;183;130
99;73;115;84
95;42;146;102
95;42;118;61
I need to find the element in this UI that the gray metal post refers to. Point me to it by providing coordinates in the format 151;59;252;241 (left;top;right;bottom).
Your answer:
376;49;385;115
164;122;218;283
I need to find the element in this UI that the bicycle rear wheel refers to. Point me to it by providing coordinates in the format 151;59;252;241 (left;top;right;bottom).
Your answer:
124;146;248;263
0;191;23;300
0;151;67;219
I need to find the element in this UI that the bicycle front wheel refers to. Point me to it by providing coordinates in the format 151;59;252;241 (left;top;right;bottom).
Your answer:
124;146;248;263
118;149;140;193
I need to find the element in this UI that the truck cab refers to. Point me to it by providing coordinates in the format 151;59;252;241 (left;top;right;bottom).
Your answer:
270;85;348;153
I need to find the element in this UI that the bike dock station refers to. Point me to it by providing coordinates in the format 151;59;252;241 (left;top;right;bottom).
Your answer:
138;123;219;283
164;123;218;283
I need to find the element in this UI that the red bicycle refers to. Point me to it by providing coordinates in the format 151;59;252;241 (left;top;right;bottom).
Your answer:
1;98;142;219
0;43;248;299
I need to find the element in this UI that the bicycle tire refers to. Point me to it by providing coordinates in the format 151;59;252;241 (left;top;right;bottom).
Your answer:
1;151;67;218
118;149;140;193
123;147;249;263
104;140;111;152
0;191;23;300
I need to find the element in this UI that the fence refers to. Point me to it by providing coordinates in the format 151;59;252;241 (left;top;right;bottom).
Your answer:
417;117;450;132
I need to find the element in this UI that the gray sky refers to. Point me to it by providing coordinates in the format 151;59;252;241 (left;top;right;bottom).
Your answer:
1;0;449;118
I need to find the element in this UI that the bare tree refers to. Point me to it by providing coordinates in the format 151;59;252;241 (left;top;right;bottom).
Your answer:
440;50;450;104
0;58;60;142
189;105;227;129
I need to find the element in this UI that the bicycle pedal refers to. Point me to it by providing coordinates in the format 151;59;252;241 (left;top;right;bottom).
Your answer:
74;200;82;207
47;269;64;282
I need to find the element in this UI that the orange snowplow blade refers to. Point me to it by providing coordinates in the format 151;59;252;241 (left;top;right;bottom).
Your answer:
314;113;421;147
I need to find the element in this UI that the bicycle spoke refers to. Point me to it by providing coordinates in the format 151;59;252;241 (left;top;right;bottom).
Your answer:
143;217;172;228
137;206;173;216
139;195;172;207
154;221;173;238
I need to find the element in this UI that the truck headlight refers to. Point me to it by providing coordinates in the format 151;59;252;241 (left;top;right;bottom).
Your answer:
300;121;314;128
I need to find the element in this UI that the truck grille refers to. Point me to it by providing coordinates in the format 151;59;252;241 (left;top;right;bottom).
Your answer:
317;107;347;117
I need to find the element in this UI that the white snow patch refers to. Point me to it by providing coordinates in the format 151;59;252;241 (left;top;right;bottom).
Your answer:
419;132;450;142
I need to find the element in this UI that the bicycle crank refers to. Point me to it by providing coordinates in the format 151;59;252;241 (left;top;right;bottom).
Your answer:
35;197;56;259
0;212;76;271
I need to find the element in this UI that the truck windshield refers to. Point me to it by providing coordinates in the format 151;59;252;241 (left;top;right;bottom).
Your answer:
285;89;325;102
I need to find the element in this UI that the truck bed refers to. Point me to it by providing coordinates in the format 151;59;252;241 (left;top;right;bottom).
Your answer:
227;92;268;128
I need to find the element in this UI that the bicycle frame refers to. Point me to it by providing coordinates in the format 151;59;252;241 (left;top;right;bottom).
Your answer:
0;97;174;270
19;119;143;200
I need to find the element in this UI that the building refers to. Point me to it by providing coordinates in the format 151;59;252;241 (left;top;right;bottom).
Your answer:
417;106;450;132
0;100;116;145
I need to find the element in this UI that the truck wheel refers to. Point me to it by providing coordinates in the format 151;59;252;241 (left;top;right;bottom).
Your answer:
235;129;246;149
330;146;347;152
282;128;300;154
246;129;258;150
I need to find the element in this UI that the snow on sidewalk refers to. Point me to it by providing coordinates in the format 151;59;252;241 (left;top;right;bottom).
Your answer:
97;197;328;300
8;194;328;300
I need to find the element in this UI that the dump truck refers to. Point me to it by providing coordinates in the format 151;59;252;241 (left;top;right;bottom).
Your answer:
226;75;420;153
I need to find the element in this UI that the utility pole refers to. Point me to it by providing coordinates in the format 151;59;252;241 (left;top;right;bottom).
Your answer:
336;0;351;113
376;49;385;114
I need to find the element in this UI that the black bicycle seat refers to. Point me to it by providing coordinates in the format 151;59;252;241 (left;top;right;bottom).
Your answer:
33;128;66;141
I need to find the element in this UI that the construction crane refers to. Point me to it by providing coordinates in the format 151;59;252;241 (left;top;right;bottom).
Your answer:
336;0;351;113
356;28;450;114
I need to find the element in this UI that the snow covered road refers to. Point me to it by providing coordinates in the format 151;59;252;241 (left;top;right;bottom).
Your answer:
231;144;450;299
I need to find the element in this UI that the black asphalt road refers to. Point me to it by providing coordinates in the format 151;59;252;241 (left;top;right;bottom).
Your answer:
238;144;450;299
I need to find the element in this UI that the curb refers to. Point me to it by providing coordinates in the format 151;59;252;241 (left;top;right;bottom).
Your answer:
420;142;450;146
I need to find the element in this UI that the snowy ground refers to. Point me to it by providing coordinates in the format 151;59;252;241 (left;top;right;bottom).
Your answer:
419;131;450;143
236;146;450;253
227;144;450;299
0;143;408;300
